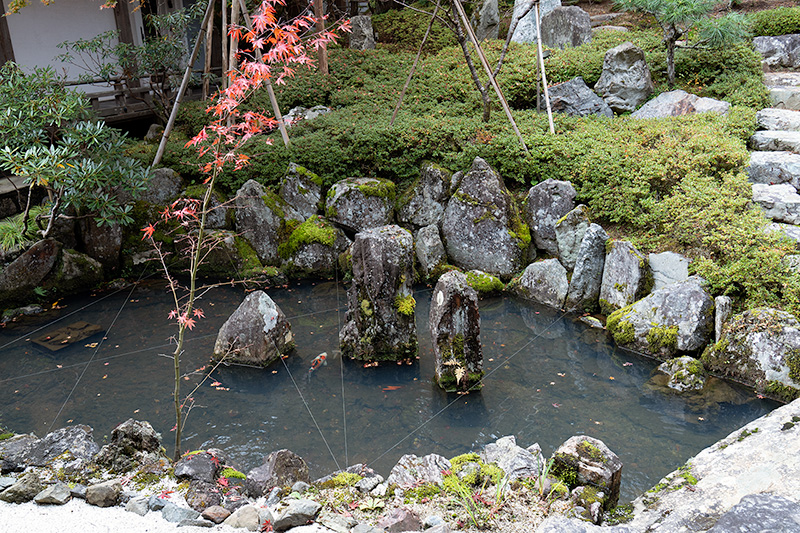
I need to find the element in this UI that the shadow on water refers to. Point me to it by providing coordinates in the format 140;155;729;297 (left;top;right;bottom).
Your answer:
0;279;779;501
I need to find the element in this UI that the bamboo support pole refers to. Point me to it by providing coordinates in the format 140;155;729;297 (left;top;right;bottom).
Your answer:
222;0;228;89
202;0;214;99
314;0;328;75
152;0;216;169
391;0;440;127
452;0;529;155
535;4;555;134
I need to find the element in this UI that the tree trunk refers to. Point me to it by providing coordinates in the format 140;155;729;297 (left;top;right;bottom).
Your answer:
314;0;328;75
665;25;677;88
450;1;491;121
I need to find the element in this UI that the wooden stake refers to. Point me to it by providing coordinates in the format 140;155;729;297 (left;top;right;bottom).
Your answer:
202;0;215;99
314;0;328;75
391;0;440;127
152;0;216;169
452;0;529;155
535;4;555;135
222;0;228;90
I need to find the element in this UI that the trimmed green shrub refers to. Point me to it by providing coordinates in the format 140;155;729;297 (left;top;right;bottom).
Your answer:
373;3;458;53
749;6;800;37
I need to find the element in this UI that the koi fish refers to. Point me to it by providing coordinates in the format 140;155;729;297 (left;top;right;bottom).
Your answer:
309;352;327;372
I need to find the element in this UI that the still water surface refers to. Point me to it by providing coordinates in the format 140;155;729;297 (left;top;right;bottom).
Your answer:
0;280;777;501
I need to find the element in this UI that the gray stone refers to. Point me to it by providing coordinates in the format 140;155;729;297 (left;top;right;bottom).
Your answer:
480;435;545;481
656;356;707;392
599;240;650;315
245;449;309;497
0;434;37;472
126;494;150;516
536;515;634;532
648;251;690;291
0;239;60;307
441;157;528;279
185;480;222;512
174;450;220;483
424;515;447;528
212;291;294;367
754;34;800;69
757;108;800;131
523;178;576;256
512;259;569;310
278;163;323;221
386;454;451;487
753;130;800;153
352;524;384;533
281;216;351;279
70;484;86;499
178;518;215;528
0;477;14;490
396;162;451;230
627;399;800;531
51;249;103;296
291;481;311;494
547;77;613;118
325;177;395;233
145;123;164;142
235;179;297;265
34;482;71;505
473;0;499;41
565;223;608;313
594;41;654;113
94;418;164;473
201;505;231;524
139;168;182;205
715;295;732;343
607;276;714;358
540;7;592;50
511;0;561;43
149;494;168;511
747;151;800;189
284;106;331;127
708;493;800;532
430;271;483;392
376;506;422;532
86;479;121;508
752;183;800;224
355;475;383;493
552;435;622;509
0;472;43;503
349;15;375;50
415;224;447;279
702;308;800;396
162;501;201;523
223;504;262;530
769;222;800;244
769;86;800;111
339;225;417;361
272;498;322;531
555;205;590;271
631;90;730;119
79;219;122;274
19;425;98;470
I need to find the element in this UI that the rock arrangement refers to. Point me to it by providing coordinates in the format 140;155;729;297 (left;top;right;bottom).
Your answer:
0;418;625;531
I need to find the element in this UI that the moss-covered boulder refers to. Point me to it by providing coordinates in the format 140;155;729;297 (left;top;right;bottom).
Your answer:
599;240;652;315
278;163;323;221
441;157;528;280
510;258;569;310
554;205;590;271
606;276;714;359
551;435;622;511
702;308;800;401
234;180;299;265
656;356;707;393
325;177;395;233
0;239;60;308
278;215;351;278
523;178;576;257
396;162;451;230
339;225;417;361
430;271;483;392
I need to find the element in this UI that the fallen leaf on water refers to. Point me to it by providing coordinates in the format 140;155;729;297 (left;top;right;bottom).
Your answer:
85;342;98;348
133;409;139;413
56;364;62;369
383;386;402;391
609;376;615;380
272;370;278;374
557;372;566;377
552;403;561;408
623;362;633;367
102;374;107;379
210;381;222;387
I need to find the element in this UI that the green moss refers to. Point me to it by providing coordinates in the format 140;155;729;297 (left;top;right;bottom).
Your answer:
232;236;262;272
360;299;373;317
480;463;504;486
451;453;481;472
394;294;416;316
577;440;606;463
607;306;635;345
786;348;800;382
0;432;13;440
318;471;363;489
356;178;396;202
646;325;679;353
737;427;759;441
292;164;324;187
613;282;628;293
599;298;614;316
220;467;246;480
277;215;337;259
605;503;634;525
765;381;800;403
465;271;504;295
261;190;287;219
550;454;579;489
677;465;698;486
404;482;441;503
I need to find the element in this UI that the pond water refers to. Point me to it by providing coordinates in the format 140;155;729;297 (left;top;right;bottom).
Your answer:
0;279;778;501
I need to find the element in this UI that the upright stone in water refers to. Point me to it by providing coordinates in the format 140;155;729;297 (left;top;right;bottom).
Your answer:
430;271;483;392
213;291;294;367
325;177;395;233
473;0;500;41
540;7;592;50
523;178;576;257
555;205;590;271
548;77;613;118
552;436;622;509
415;225;447;280
599;240;651;315
656;356;707;392
715;295;732;343
565;224;608;313
396;162;452;230
350;15;376;50
594;42;654;113
245;449;310;497
511;259;569;310
235;180;298;265
79;219;122;274
511;0;561;43
441;157;528;279
340;225;417;361
278;163;323;221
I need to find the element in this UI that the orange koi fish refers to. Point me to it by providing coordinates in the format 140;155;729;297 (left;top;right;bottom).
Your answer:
309;352;327;372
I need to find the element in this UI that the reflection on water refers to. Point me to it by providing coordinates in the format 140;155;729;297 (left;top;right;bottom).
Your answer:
0;280;778;501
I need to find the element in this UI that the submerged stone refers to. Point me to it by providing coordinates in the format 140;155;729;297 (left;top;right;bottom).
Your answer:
656;356;707;393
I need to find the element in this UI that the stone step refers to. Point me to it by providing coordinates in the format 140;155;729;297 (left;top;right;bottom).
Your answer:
768;86;800;111
750;130;800;152
756;108;800;131
748;151;800;187
752;183;800;225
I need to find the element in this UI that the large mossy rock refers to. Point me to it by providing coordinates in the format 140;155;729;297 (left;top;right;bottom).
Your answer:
212;291;294;367
396;162;451;230
607;276;714;359
339;225;417;361
702;308;800;400
279;215;351;278
551;436;622;510
78;219;122;274
430;271;483;392
325;177;395;233
234;179;298;265
599;240;651;315
93;418;165;473
441;157;528;279
278;163;323;221
523;178;576;257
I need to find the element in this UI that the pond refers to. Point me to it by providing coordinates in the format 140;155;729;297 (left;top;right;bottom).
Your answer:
0;279;778;501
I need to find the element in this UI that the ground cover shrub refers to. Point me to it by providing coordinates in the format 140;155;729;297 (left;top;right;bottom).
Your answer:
372;2;458;53
749;6;800;37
